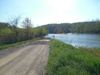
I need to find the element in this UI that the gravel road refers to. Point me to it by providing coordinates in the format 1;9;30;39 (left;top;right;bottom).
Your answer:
0;39;49;75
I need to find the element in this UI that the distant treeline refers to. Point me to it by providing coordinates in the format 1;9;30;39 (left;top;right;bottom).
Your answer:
0;20;100;43
42;21;100;33
0;18;47;44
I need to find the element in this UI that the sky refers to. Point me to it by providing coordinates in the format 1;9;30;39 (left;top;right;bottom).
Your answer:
0;0;100;26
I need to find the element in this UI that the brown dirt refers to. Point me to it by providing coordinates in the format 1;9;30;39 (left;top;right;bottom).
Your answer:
0;39;49;75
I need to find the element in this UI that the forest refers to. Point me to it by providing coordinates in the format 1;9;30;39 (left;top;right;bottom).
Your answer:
43;21;100;33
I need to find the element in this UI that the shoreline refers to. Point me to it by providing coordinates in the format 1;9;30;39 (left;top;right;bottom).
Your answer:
47;39;100;75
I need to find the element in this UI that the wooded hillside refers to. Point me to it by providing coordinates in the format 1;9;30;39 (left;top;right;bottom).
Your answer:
42;21;100;33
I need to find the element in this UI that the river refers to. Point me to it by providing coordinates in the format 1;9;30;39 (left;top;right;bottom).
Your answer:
47;33;100;48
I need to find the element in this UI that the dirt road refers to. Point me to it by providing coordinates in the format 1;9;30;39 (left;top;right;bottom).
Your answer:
0;39;49;75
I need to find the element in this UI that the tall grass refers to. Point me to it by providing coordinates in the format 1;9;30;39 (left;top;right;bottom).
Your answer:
48;40;100;75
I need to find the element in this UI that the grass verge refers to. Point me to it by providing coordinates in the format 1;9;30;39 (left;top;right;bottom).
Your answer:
0;38;40;50
48;39;100;75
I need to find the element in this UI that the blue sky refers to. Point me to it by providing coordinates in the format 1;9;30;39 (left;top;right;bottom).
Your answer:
0;0;100;26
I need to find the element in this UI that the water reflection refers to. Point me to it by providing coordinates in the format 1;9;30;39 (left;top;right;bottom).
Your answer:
47;33;100;48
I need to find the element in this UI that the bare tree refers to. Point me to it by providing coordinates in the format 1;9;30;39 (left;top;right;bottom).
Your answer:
23;18;33;40
10;16;20;42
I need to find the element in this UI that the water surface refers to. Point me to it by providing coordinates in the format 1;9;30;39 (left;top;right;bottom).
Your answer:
47;33;100;48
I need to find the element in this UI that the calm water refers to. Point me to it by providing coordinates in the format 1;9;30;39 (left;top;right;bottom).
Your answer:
47;33;100;48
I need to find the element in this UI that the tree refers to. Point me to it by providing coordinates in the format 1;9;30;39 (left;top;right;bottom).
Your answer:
23;18;33;40
10;17;20;42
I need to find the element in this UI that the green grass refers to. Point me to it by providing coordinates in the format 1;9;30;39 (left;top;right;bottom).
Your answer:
48;40;100;75
0;38;40;50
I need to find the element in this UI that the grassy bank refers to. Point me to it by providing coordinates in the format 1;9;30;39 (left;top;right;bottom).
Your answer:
48;40;100;75
0;38;40;50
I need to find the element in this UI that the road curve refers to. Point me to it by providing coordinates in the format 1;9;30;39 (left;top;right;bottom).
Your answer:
0;39;49;75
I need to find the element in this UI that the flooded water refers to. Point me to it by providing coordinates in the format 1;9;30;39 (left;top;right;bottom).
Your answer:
47;33;100;48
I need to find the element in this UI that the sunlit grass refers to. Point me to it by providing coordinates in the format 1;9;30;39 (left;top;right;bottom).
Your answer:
48;39;100;75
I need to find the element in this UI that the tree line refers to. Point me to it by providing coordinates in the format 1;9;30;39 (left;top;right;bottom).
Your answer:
43;21;100;34
1;19;100;44
0;17;47;44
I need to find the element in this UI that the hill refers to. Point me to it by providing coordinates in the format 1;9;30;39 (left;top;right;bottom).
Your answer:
41;21;100;33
